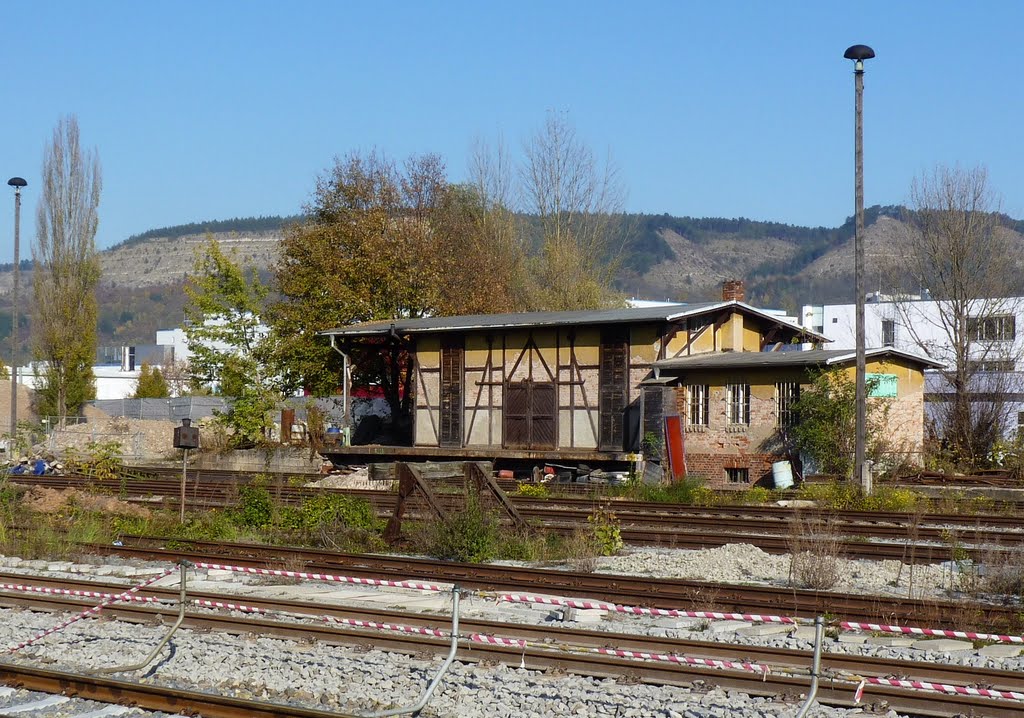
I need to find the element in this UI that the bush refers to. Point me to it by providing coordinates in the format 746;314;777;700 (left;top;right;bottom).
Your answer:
424;497;499;563
232;484;274;529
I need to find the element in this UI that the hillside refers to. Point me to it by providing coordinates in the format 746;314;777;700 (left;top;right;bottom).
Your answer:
0;208;1021;349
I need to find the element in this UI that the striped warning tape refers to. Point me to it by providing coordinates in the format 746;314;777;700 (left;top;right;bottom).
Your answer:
193;562;448;593
191;598;447;637
851;675;1024;703
841;620;1024;645
498;593;799;625
3;566;177;654
0;582;168;604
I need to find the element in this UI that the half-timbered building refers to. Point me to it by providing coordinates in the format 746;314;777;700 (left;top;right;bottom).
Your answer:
319;293;830;481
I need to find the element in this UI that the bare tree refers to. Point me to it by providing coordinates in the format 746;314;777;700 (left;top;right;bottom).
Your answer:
888;165;1021;465
33;116;102;425
520;112;628;310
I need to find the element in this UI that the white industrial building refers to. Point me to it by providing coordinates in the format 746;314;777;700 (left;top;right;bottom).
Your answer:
801;293;1024;438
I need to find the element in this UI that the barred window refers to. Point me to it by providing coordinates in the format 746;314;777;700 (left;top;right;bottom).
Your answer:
726;467;750;484
776;382;800;427
726;383;750;425
687;384;709;426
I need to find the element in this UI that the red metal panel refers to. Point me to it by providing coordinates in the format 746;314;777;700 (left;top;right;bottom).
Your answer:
664;415;686;481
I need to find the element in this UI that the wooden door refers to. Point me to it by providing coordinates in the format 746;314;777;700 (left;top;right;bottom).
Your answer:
599;328;629;451
503;379;556;450
439;337;463;447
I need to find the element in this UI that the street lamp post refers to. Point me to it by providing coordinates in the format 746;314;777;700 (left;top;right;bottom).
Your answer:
843;44;875;493
6;177;26;445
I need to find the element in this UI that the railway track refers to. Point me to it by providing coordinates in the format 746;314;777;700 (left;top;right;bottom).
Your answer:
2;570;1024;717
15;473;1024;566
86;538;1024;632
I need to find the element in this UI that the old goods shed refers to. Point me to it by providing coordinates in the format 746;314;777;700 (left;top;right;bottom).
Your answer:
651;348;942;485
320;299;825;476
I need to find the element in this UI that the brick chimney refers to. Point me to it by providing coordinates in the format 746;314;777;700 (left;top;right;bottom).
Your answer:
722;279;745;302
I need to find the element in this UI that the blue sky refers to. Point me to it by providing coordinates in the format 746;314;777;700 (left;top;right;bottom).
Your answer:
1;2;1022;250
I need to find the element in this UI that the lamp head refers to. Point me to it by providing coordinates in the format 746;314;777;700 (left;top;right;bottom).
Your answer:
844;44;875;73
7;177;26;189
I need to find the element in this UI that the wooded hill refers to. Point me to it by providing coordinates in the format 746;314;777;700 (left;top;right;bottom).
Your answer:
0;206;1021;349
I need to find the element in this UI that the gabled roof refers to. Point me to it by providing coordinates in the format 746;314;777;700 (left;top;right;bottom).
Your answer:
653;347;944;372
320;301;830;341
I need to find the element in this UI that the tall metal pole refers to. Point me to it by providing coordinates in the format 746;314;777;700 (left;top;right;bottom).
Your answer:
844;44;874;494
854;63;867;492
7;179;25;442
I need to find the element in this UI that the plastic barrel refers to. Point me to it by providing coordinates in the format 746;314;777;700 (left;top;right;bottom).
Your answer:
771;460;794;489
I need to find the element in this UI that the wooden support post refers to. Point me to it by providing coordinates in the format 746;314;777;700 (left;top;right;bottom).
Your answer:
465;461;526;530
384;462;450;544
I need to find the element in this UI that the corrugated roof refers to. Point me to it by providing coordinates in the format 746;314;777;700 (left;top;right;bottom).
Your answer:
653;347;943;371
320;301;829;340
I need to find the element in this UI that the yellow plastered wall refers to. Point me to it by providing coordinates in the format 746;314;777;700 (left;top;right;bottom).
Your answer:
414;336;441;446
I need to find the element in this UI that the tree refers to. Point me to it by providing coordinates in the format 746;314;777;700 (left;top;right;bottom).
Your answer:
791;369;884;477
32;115;102;424
266;150;531;422
887;165;1020;466
184;238;276;446
520;112;628;310
133;363;170;398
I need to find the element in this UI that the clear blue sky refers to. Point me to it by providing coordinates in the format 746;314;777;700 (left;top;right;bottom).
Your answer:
2;1;1022;250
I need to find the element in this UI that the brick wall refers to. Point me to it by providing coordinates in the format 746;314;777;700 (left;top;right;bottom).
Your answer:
674;385;787;489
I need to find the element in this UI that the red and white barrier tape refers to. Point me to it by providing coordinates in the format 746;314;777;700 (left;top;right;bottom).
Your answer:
842;620;1024;645
4;566;177;654
324;616;447;638
194;562;447;593
467;631;771;675
499;593;798;625
192;598;447;638
854;675;1024;703
0;582;167;604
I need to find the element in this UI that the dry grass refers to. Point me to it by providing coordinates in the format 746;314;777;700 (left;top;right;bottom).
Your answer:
788;513;845;590
563;527;600;573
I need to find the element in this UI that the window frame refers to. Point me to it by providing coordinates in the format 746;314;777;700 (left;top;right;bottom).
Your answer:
881;319;896;346
725;467;750;484
686;384;709;426
726;382;751;425
775;381;800;428
969;314;1016;342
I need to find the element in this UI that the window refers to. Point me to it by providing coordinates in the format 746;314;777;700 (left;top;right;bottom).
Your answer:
968;359;1016;372
881;319;895;346
969;315;1016;342
726;467;750;484
726;383;750;425
686;384;709;426
1018;411;1024;440
776;382;800;427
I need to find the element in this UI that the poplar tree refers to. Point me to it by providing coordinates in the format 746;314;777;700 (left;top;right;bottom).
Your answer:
33;116;102;425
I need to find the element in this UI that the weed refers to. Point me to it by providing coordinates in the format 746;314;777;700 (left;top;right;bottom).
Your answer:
515;483;550;499
587;506;623;556
788;513;844;590
422;495;500;563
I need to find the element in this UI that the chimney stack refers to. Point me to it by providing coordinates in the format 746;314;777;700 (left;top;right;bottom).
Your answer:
722;279;745;302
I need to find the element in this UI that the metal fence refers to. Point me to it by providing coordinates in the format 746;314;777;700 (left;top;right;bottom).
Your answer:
89;397;230;422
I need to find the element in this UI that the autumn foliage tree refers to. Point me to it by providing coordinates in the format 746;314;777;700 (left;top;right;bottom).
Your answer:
266;151;531;418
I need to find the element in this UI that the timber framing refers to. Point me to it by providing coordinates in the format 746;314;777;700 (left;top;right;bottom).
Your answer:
319;302;826;466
